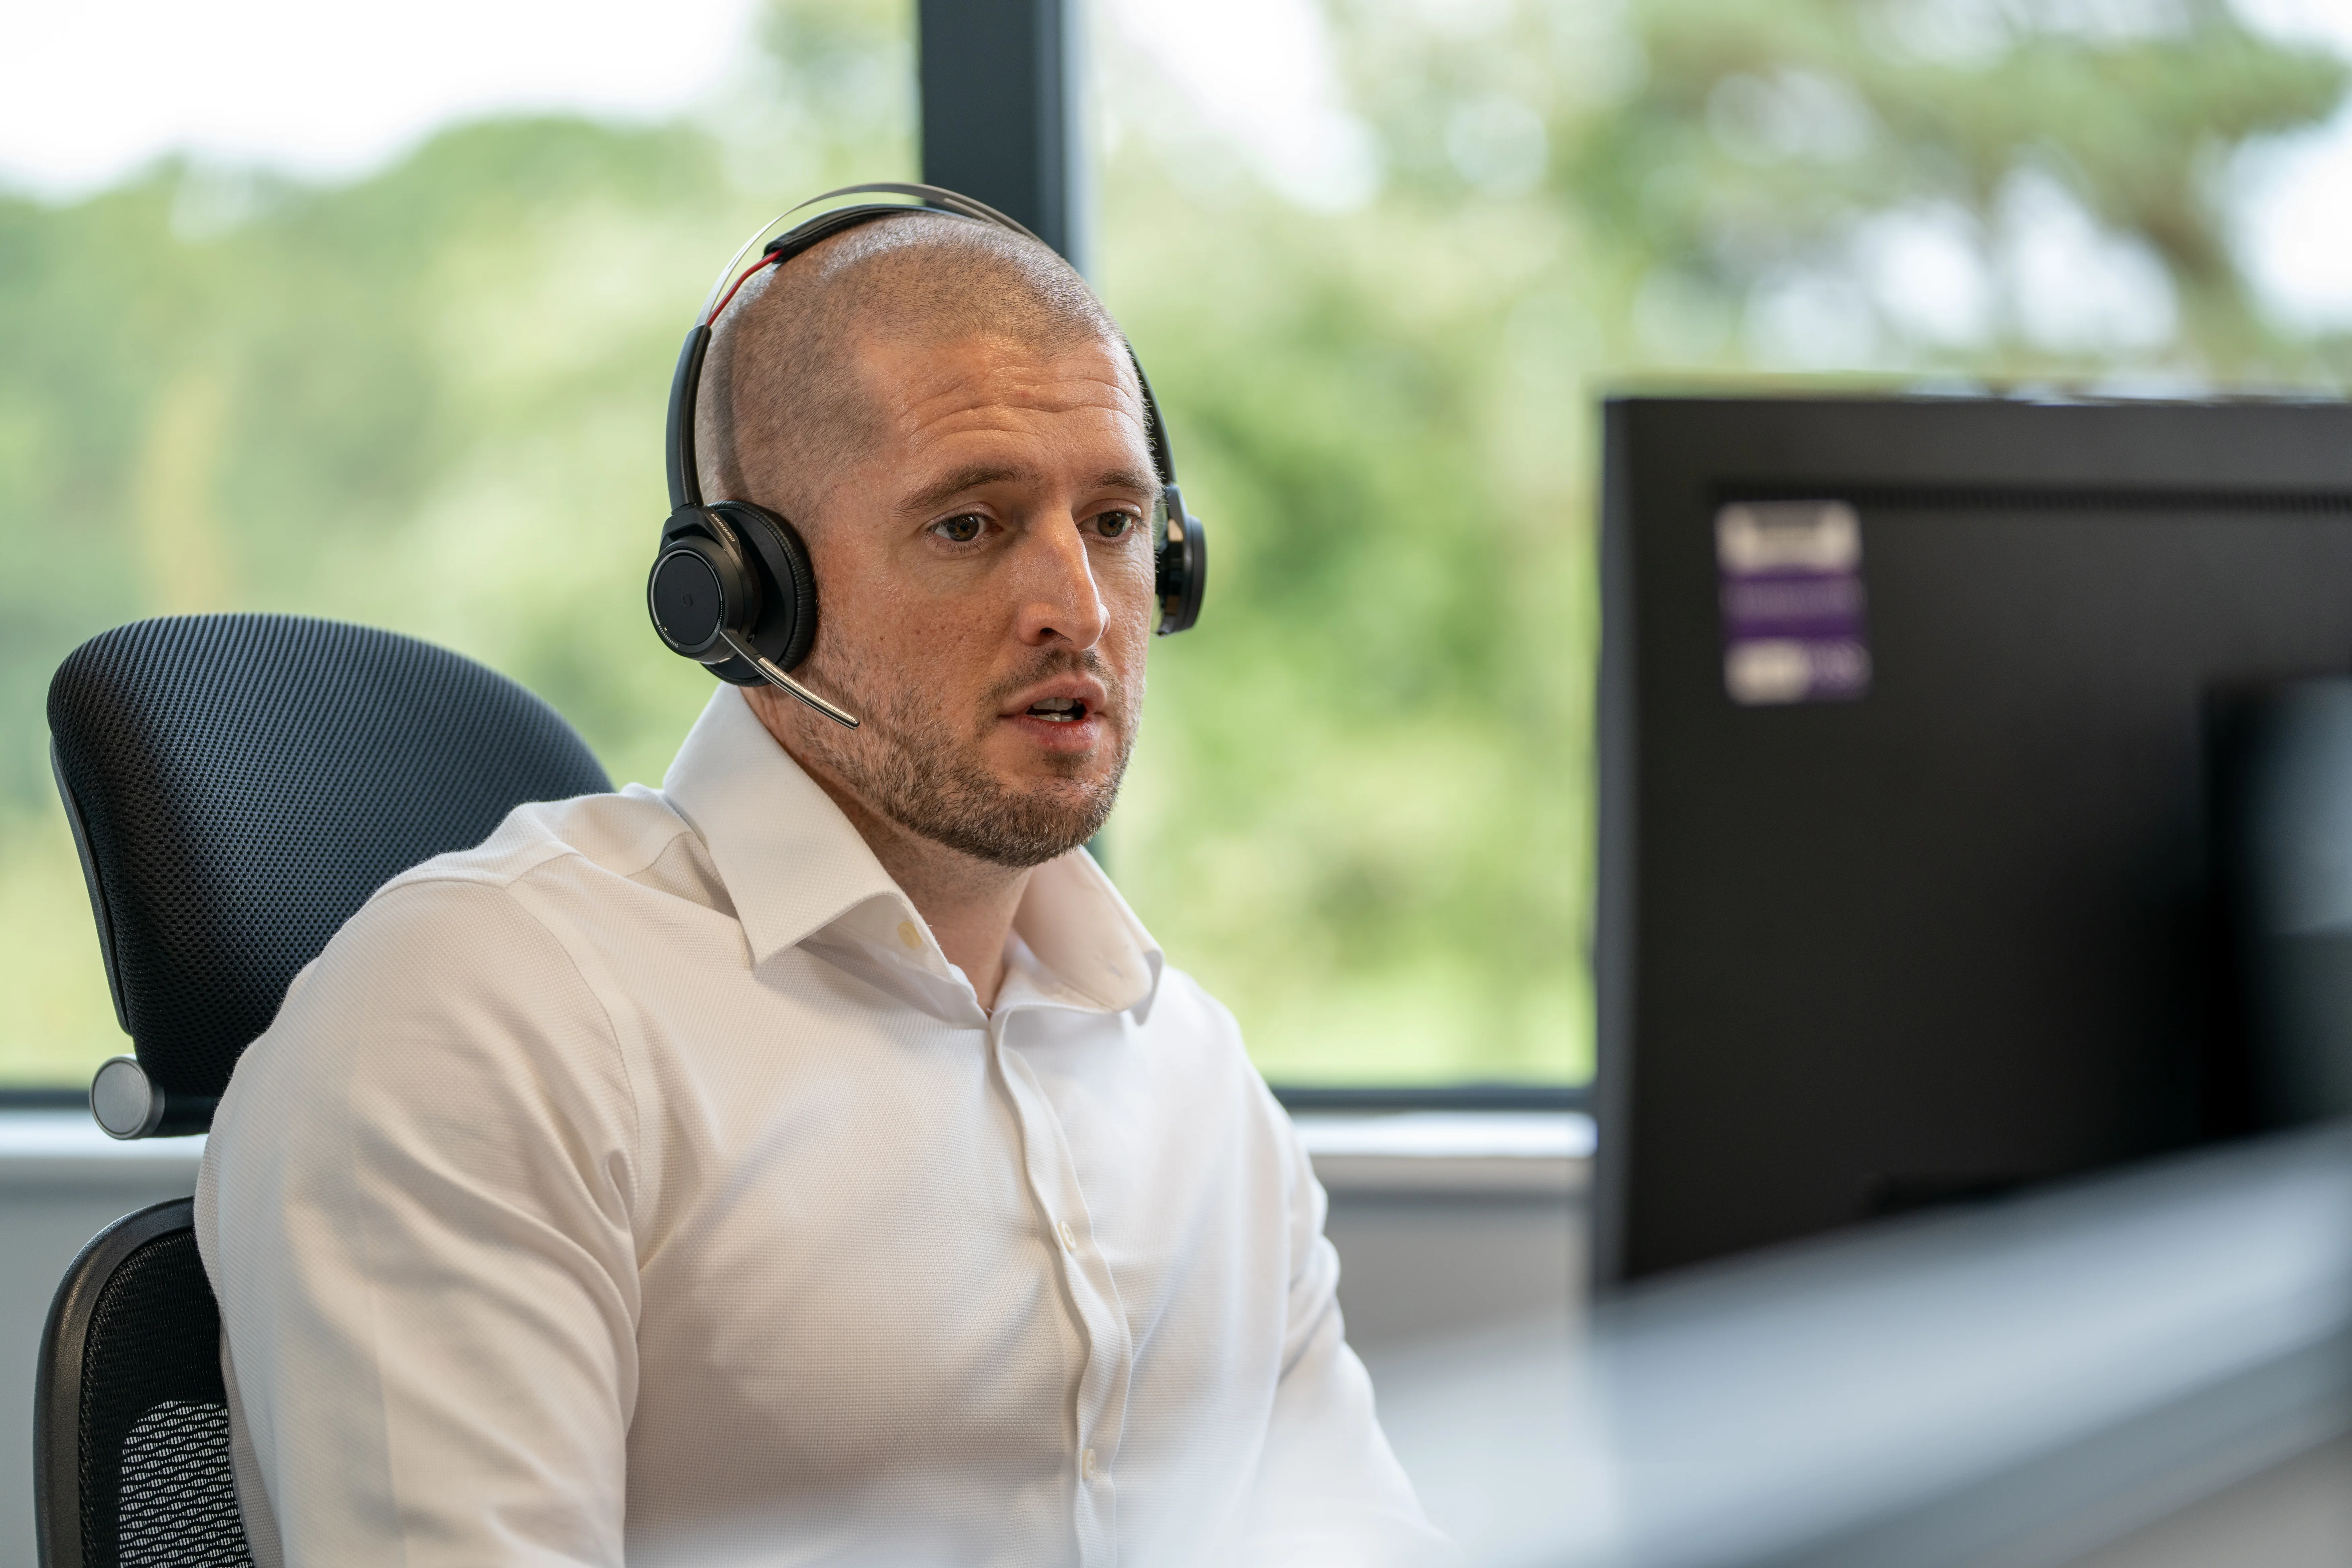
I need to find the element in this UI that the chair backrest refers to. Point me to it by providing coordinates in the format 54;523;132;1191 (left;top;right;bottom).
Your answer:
37;1200;249;1568
39;616;613;1564
48;614;612;1113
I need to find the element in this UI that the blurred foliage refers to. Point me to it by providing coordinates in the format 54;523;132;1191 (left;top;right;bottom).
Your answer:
0;0;2343;1085
1337;0;2349;378
0;0;915;1082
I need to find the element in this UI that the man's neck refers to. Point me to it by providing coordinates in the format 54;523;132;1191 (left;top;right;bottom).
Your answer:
745;693;1030;1010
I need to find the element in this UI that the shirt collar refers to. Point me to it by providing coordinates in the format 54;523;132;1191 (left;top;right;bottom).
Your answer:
1007;849;1163;1016
659;688;1163;1019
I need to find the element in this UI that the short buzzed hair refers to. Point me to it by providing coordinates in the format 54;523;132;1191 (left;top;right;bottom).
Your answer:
694;212;1130;526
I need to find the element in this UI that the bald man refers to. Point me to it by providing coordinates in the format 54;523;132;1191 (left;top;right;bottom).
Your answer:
195;211;1451;1567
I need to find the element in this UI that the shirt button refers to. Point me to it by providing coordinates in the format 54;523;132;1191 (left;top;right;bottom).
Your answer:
896;920;922;950
1081;1447;1098;1481
1057;1219;1077;1254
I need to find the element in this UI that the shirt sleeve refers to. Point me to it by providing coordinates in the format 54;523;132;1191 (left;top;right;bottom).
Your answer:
1226;1106;1462;1567
195;875;642;1568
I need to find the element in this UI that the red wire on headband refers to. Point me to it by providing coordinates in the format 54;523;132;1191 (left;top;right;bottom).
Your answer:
704;254;782;328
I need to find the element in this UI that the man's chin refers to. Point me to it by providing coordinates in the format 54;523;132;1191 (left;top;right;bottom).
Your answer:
823;703;1131;868
900;796;1113;869
995;772;1118;827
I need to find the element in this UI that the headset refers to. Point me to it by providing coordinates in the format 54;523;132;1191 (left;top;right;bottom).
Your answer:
646;182;1207;730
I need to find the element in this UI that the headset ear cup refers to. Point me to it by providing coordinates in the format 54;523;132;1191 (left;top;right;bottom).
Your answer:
710;501;821;671
1156;502;1207;636
649;508;762;661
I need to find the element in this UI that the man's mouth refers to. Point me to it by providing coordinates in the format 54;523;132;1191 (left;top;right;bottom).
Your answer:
1026;697;1089;724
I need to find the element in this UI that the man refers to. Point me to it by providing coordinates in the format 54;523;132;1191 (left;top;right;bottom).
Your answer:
197;206;1448;1566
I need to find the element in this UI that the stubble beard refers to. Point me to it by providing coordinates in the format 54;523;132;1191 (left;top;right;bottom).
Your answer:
797;646;1138;869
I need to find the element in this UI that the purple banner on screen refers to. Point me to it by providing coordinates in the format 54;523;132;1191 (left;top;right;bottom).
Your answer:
1715;500;1871;706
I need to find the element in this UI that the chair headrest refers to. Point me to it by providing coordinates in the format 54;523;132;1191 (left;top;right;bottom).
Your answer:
48;615;612;1108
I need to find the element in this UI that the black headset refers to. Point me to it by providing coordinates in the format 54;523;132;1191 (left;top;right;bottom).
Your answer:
646;181;1207;730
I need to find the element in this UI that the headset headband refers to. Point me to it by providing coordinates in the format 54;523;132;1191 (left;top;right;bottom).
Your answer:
698;183;1043;322
665;182;1182;519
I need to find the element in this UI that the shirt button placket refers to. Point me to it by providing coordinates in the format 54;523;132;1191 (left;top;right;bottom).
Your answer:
997;1018;1123;1566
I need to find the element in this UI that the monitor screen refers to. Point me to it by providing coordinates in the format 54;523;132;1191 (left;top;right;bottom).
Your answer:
1593;396;2352;1284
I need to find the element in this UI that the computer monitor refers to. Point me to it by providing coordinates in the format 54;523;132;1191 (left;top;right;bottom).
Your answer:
1592;396;2352;1285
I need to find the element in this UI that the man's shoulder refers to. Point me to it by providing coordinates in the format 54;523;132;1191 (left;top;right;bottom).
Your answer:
284;784;724;1017
221;792;693;1121
379;784;697;900
1142;962;1241;1043
1134;963;1280;1105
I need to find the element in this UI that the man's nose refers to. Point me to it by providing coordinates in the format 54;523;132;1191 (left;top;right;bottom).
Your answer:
1012;514;1108;650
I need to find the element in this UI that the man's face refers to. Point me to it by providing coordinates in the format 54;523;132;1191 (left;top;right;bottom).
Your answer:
762;328;1160;867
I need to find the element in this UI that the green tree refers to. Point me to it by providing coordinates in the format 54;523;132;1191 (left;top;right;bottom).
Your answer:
1090;0;2349;1083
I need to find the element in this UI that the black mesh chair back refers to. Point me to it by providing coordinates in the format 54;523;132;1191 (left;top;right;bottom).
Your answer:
48;614;612;1115
39;616;611;1566
38;1202;249;1568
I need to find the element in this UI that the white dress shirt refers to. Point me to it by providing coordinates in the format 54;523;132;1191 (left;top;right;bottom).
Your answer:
196;687;1448;1567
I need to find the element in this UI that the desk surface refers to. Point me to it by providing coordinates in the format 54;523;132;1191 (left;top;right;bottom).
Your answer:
1375;1123;2352;1568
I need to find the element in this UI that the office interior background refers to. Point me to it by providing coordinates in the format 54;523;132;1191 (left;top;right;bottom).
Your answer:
11;0;2352;1097
12;3;2352;1566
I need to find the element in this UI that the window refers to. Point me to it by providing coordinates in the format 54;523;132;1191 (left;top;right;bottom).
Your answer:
1;0;2346;1091
1084;0;2351;1088
0;0;917;1086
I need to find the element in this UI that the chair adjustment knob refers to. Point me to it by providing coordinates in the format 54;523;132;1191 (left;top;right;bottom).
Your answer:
90;1056;217;1140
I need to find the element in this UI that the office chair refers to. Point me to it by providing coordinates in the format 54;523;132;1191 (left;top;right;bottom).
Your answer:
36;614;611;1568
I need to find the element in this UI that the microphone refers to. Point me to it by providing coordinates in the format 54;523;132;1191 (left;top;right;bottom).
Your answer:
719;629;861;729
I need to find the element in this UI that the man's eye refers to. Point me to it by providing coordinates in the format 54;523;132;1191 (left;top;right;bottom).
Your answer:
931;514;985;543
1090;512;1136;539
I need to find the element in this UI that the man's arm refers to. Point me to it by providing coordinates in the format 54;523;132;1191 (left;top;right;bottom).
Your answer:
1230;1106;1459;1566
196;876;642;1568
